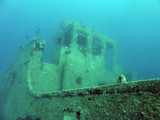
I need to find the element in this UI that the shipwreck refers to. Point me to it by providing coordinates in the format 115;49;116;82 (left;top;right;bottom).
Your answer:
0;21;159;120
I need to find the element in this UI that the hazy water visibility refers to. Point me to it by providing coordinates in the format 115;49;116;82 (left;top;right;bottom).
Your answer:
0;0;160;80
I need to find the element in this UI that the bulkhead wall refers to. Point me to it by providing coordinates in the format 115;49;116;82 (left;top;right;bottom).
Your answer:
50;21;123;90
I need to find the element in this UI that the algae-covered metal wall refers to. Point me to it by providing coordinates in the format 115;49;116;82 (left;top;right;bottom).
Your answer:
50;21;122;90
0;39;160;120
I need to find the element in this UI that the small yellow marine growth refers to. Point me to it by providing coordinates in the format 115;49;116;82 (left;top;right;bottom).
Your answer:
117;75;126;83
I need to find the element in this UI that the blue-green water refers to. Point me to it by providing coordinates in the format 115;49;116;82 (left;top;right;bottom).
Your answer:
0;0;160;80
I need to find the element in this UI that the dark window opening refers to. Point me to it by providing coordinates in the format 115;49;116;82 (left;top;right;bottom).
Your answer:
63;31;72;47
77;33;87;47
63;25;73;47
92;39;102;56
